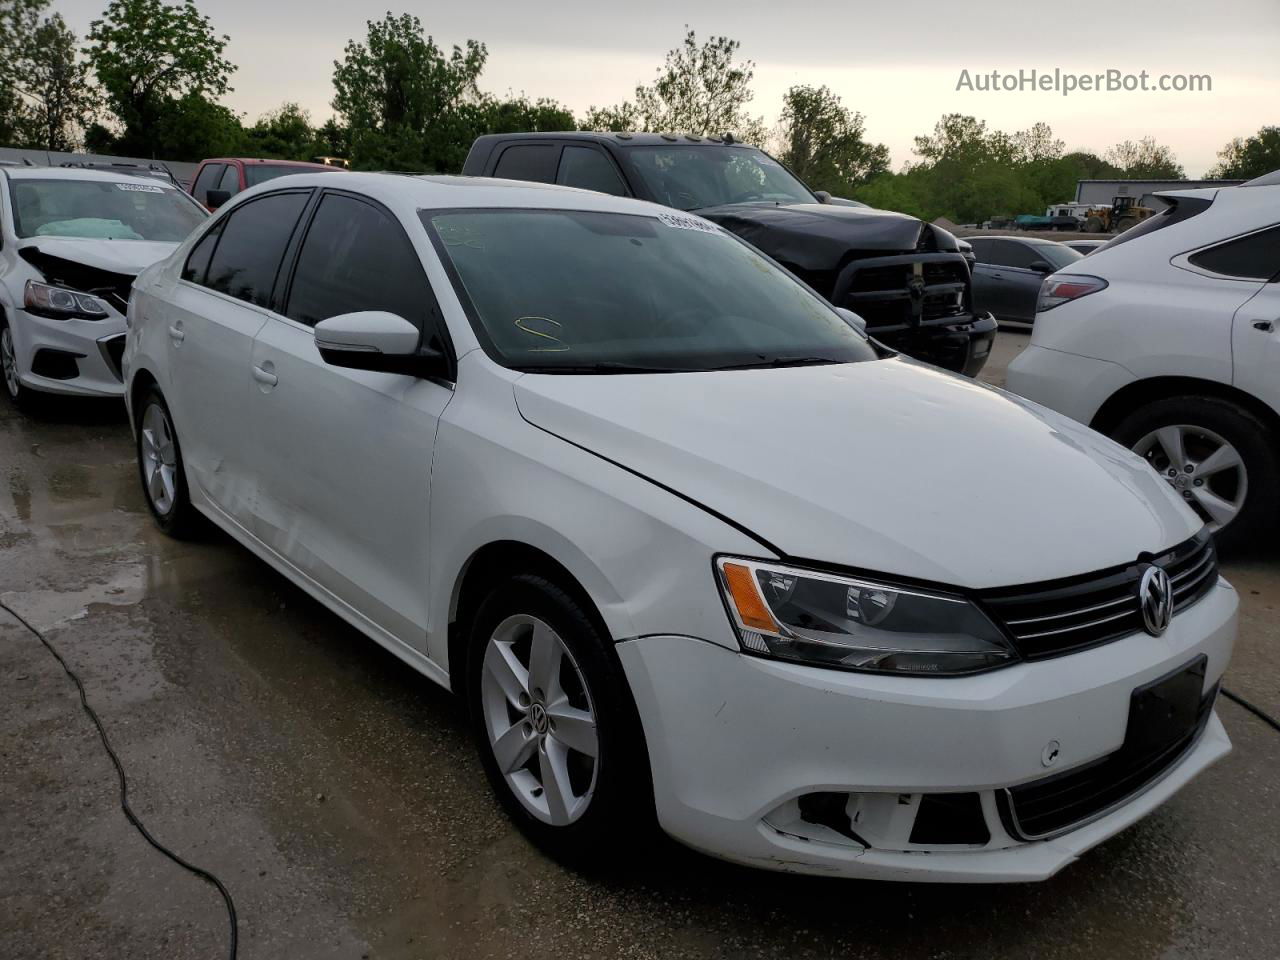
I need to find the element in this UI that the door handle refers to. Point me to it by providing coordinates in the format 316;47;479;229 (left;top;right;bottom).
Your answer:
1253;320;1275;332
252;364;278;387
168;323;184;342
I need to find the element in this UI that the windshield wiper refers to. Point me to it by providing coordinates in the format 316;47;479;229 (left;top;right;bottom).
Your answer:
515;361;693;375
706;356;845;371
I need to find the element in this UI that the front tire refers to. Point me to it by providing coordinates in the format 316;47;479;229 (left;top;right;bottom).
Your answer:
467;574;654;862
1111;395;1280;552
1;317;39;412
136;386;201;538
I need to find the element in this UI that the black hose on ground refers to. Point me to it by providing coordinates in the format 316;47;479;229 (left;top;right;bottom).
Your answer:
0;600;238;960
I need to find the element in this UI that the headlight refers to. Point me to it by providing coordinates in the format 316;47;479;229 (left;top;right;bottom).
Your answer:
24;280;110;320
715;557;1016;676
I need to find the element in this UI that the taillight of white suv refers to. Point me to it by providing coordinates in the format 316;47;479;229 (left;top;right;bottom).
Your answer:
1037;274;1108;313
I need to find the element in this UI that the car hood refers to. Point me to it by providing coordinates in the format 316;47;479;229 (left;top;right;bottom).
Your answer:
513;358;1199;589
695;203;958;273
17;238;179;276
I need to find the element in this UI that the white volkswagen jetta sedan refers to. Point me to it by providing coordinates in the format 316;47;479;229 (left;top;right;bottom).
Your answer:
0;166;206;408
123;173;1236;882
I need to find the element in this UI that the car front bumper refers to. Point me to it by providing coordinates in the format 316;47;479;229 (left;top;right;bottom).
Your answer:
618;577;1236;882
8;305;127;398
875;311;999;378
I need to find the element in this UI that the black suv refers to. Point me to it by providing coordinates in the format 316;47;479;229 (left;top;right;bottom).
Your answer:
462;132;997;376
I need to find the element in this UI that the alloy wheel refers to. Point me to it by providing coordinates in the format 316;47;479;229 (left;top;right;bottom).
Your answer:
140;402;179;515
480;614;599;826
1;327;18;399
1133;424;1247;531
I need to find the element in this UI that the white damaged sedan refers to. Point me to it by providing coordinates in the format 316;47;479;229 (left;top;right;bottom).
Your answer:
0;166;205;408
124;173;1235;882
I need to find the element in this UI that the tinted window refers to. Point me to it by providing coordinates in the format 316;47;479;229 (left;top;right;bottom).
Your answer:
493;144;558;183
1188;226;1280;280
192;163;224;204
182;222;222;284
967;238;994;262
204;192;308;306
556;146;627;196
286;193;434;331
426;209;877;372
216;164;240;194
994;240;1040;269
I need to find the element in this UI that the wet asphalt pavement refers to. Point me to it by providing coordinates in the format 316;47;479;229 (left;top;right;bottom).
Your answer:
2;329;1278;959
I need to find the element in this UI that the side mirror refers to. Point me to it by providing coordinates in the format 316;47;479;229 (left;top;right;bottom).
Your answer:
834;306;867;335
206;189;231;210
814;190;832;204
1029;260;1053;274
314;311;447;377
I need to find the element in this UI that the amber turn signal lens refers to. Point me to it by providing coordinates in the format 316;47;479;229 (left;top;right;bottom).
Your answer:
721;561;780;632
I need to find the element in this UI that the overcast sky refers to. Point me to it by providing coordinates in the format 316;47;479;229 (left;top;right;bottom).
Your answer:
56;0;1279;176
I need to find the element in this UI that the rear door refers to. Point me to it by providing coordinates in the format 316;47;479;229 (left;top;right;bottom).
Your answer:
164;189;311;527
967;238;1012;319
988;240;1045;321
1220;225;1280;414
247;190;454;651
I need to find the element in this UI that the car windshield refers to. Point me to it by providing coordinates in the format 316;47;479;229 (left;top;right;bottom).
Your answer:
425;209;877;373
244;164;329;187
10;179;205;241
1035;243;1086;269
621;145;814;211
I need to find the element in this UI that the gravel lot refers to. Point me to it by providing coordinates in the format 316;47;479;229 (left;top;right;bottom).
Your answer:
3;331;1277;959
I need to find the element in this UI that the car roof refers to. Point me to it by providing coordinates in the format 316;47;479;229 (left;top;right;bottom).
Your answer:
0;166;184;186
225;171;680;217
202;157;341;169
968;235;1064;245
474;131;751;148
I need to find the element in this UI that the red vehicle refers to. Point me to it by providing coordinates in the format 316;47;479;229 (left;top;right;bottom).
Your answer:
188;158;344;210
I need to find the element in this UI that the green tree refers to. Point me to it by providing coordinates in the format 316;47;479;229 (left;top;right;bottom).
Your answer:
1207;126;1280;179
150;90;242;160
245;102;318;159
20;14;96;150
478;94;574;135
775;84;888;194
584;30;766;144
0;0;48;143
1103;136;1184;179
85;0;236;156
332;12;486;172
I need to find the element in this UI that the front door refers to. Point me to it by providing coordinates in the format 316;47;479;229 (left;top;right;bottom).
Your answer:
247;191;454;651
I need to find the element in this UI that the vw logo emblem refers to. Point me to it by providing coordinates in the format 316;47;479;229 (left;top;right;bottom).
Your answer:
1138;565;1173;637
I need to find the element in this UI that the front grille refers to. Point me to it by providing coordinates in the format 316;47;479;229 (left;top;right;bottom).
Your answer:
979;531;1217;661
998;664;1216;840
834;252;970;332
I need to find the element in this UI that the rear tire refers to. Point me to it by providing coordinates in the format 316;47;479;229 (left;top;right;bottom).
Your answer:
466;573;655;864
1085;216;1104;233
1110;395;1280;552
135;386;201;538
1;317;40;413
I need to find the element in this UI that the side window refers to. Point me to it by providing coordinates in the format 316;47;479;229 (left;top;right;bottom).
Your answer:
995;240;1039;269
493;144;559;183
191;163;223;205
555;146;627;196
1188;226;1280;281
182;222;223;284
216;164;240;195
967;239;992;262
203;191;309;307
286;193;438;340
